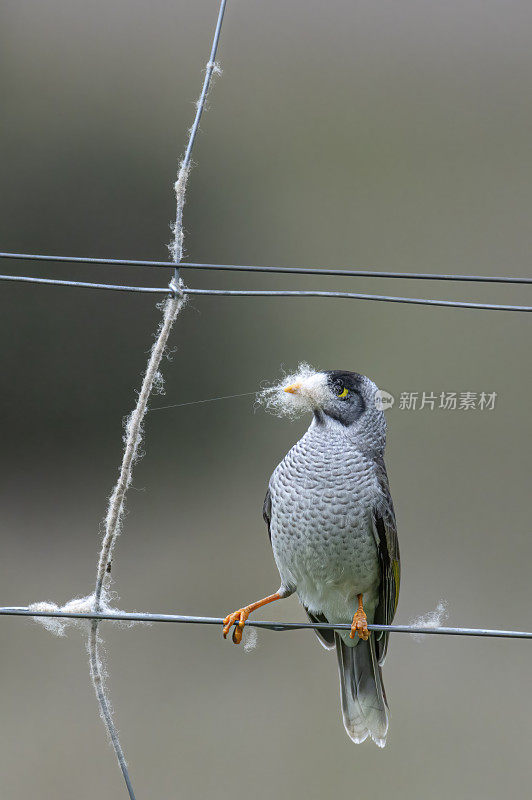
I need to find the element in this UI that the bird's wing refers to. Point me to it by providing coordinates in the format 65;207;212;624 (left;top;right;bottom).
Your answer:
372;454;400;665
262;486;272;543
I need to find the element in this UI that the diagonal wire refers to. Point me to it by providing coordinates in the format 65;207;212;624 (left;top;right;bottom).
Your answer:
1;273;531;311
1;251;531;284
181;1;226;171
170;0;227;268
2;607;532;640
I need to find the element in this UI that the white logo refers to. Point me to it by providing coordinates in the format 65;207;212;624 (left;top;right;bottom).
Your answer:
375;390;395;411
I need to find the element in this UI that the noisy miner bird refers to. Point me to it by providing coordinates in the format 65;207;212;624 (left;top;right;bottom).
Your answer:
223;366;400;747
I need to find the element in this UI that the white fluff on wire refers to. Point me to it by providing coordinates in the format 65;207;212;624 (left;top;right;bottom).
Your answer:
409;600;449;642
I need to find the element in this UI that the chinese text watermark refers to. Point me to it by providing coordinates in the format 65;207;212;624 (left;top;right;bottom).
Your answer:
375;390;497;412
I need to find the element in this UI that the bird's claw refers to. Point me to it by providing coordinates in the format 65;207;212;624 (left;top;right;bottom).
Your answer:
223;608;250;644
350;609;370;640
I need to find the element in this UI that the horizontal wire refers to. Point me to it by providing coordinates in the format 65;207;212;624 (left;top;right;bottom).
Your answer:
1;273;531;311
184;287;532;312
2;250;531;285
1;250;530;284
0;273;166;293
2;607;531;639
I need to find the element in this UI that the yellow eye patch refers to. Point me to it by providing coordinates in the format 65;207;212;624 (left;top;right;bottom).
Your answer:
337;387;348;398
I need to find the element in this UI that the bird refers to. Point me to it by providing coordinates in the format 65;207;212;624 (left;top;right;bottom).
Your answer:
223;366;400;747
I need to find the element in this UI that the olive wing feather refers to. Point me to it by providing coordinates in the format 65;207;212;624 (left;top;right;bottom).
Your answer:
372;454;400;665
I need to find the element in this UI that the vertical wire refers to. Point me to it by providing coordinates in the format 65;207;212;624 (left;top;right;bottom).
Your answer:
88;3;228;798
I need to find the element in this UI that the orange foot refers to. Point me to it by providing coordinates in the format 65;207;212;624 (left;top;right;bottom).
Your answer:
350;593;370;641
222;592;284;645
223;608;251;644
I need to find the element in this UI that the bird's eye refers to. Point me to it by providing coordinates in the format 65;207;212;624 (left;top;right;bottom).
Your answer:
336;386;349;399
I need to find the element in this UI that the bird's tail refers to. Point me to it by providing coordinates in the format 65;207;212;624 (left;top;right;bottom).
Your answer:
335;633;389;747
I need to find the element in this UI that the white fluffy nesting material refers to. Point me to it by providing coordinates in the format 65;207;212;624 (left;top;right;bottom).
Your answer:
257;363;328;419
242;626;259;653
29;591;121;637
409;600;449;642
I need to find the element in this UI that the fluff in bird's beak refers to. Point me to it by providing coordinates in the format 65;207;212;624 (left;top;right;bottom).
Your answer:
258;364;328;418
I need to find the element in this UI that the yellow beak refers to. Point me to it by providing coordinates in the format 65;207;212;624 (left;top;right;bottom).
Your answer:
284;382;302;394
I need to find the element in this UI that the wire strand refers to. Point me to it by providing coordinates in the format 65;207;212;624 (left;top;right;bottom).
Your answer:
181;1;226;170
170;0;226;266
184;287;532;312
1;251;530;284
149;391;256;411
4;608;531;640
0;273;165;292
1;273;530;312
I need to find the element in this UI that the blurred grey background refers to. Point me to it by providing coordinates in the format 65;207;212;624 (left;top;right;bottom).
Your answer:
1;1;531;798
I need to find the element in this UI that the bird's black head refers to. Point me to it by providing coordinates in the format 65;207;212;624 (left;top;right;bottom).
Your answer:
320;370;367;426
259;364;386;450
281;368;369;427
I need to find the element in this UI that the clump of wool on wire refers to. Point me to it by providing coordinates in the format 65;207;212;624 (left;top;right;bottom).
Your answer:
409;600;449;642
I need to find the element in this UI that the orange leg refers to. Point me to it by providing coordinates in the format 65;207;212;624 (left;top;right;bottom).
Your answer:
223;592;284;644
350;593;370;640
